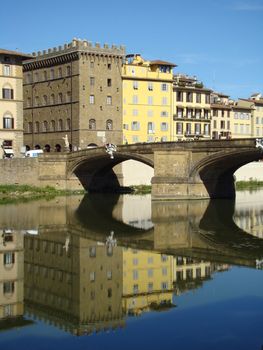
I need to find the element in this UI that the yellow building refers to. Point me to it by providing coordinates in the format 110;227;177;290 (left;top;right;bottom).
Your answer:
122;54;176;144
173;74;212;140
230;99;254;138
0;49;31;158
122;248;174;315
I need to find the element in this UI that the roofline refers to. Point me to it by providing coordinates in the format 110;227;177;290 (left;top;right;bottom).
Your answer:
0;48;32;59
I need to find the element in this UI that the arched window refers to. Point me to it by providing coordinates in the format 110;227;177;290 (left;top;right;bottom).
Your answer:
58;119;63;131
35;121;40;133
44;144;51;152
50;120;55;132
35;144;41;150
55;144;61;152
66;66;71;76
43;121;48;132
106;119;113;130
58;93;63;103
43;71;47;80
50;68;55;79
43;95;48;105
27;97;31;107
50;94;55;104
34;72;39;82
3;114;14;129
58;67;62;78
66;118;71;130
66;91;71;103
28;122;33;133
34;96;40;106
89;119;96;130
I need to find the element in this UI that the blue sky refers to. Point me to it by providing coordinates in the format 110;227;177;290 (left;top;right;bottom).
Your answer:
1;0;262;99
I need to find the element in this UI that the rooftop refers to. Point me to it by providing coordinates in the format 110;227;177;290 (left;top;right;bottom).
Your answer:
0;48;32;59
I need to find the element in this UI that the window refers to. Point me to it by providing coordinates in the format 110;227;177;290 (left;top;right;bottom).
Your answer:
162;97;168;105
132;95;138;104
43;120;48;132
90;272;95;282
161;83;168;91
2;88;14;99
161;111;168;117
196;93;201;103
220;120;225;129
176;122;183;135
89;95;95;104
123;123;129;130
89;118;96;130
131;121;140;131
148;269;153;277
186;123;191;135
90;61;94;68
186;92;193;102
148;110;153;117
58;119;63;131
50;69;54;79
107;270;112;280
66;118;71;130
187;108;193;118
66;91;71;103
43;95;48;105
195;123;201;134
34;72;39;82
133;258;138;265
58;93;63;103
148;82;153;91
177;107;183;118
4;252;15;265
162;267;168;276
147;122;155;133
204;123;210;135
148;96;153;105
58;68;62;78
177;91;183;102
213;109;218;117
133;270;138;280
106;96;112;105
161;282;168;290
27;97;31;107
50;120;55;131
3;281;14;294
107;63;111;69
3;65;11;76
106;119;113;130
28;122;33;133
195;109;201;119
50;94;55;104
3;115;14;129
133;81;138;90
133;284;139;294
132;135;139;143
132;109;138;116
205;94;210;104
161;122;168;131
89;246;96;257
66;66;71;76
43;71;47;80
35;121;40;133
90;77;95;86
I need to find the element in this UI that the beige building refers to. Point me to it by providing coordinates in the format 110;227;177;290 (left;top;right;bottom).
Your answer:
23;38;125;152
0;229;24;322
173;74;212;140
241;93;263;137
24;232;124;334
0;49;31;158
211;92;232;139
230;99;254;138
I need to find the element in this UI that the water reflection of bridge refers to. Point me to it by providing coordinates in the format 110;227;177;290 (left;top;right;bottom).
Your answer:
2;193;263;335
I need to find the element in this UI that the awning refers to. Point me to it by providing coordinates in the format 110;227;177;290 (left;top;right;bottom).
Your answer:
4;149;14;154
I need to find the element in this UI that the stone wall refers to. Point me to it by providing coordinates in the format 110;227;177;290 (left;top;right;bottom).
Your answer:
0;158;40;186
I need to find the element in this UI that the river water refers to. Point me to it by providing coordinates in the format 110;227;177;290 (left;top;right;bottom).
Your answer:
0;190;263;350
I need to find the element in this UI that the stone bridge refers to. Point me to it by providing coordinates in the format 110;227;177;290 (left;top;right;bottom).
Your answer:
37;138;262;199
1;138;262;199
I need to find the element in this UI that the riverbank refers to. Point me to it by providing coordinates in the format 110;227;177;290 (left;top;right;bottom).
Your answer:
0;184;85;204
235;180;263;191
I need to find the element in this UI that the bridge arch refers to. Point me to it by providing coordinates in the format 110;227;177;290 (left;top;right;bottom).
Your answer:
67;149;154;192
190;148;262;198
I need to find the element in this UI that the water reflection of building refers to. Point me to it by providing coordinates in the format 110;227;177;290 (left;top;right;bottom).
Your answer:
234;208;263;239
24;232;124;335
0;229;25;327
173;256;228;294
122;248;175;315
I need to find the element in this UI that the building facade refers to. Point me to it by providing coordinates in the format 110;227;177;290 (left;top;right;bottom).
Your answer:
122;54;175;144
23;39;125;152
172;74;212;140
211;92;232;139
230;99;254;139
0;49;31;158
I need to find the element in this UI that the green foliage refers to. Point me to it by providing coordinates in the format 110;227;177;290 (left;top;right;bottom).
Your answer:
236;179;263;191
130;185;152;194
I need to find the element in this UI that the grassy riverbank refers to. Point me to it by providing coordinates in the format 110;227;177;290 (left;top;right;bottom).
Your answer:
0;184;85;204
235;180;263;191
130;185;152;194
